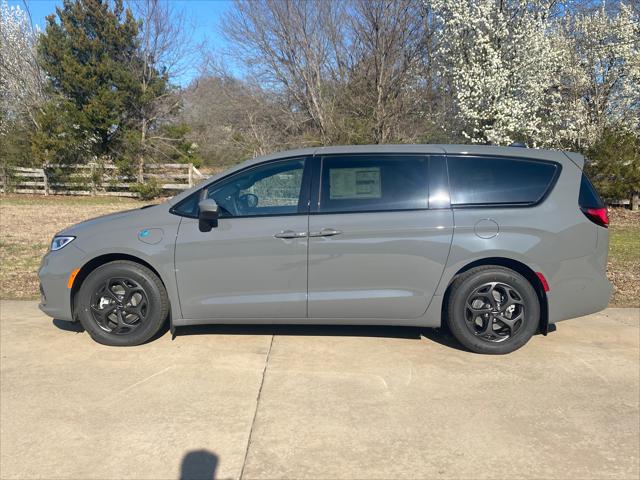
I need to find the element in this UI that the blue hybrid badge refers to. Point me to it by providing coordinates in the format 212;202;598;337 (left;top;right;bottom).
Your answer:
137;228;163;245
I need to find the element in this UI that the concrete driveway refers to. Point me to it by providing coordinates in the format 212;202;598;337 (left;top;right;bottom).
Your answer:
0;301;638;480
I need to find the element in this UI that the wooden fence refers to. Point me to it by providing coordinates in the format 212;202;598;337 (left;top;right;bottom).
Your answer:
0;163;206;197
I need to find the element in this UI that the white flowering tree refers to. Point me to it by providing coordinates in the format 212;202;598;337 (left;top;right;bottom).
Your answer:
555;2;640;149
433;0;639;149
433;0;566;146
0;0;45;135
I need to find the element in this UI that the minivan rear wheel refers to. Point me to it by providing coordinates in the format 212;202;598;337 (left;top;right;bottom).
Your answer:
76;261;169;346
447;266;540;354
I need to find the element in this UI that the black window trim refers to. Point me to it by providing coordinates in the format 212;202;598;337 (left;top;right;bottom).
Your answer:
309;153;432;215
169;155;313;219
578;171;605;209
445;154;562;209
170;151;563;218
427;155;450;210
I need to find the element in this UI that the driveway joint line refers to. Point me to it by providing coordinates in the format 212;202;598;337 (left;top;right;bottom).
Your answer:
239;333;274;480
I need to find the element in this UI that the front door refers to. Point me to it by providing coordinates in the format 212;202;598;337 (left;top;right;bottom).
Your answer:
307;154;453;319
175;157;310;320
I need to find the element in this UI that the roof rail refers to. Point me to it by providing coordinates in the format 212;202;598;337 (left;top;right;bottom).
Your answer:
509;142;527;148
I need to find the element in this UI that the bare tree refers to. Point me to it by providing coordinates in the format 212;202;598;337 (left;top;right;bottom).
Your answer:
182;67;314;165
221;0;434;145
127;0;199;170
222;0;350;142
346;0;427;143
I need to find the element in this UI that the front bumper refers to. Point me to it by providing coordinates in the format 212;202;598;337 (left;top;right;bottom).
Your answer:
38;244;85;321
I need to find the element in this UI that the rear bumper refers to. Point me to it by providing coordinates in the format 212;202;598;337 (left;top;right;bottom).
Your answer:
545;256;612;324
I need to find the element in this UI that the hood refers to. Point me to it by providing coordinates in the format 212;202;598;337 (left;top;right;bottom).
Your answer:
56;204;163;237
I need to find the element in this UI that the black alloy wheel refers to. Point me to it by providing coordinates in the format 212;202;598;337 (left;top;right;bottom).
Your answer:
447;265;540;354
464;281;525;342
77;261;169;346
90;277;149;335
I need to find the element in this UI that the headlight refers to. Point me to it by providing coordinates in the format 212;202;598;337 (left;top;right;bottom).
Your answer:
51;236;75;251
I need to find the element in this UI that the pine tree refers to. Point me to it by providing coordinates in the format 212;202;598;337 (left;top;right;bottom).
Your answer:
586;129;640;210
32;0;165;165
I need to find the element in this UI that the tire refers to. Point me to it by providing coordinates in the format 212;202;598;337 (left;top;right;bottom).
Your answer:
76;260;169;346
447;266;540;354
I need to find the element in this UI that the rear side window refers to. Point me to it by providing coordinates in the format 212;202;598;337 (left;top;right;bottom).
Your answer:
579;173;604;208
448;156;559;206
318;155;428;213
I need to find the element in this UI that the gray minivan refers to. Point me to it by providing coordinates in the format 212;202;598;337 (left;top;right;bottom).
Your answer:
38;145;611;354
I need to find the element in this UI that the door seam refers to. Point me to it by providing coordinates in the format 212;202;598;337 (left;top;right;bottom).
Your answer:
306;213;310;318
173;217;184;319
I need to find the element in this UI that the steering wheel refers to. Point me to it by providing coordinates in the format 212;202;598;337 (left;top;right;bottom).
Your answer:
238;193;259;214
210;194;236;217
209;191;258;217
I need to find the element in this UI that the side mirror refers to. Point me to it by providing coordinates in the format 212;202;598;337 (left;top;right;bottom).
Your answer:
198;199;219;232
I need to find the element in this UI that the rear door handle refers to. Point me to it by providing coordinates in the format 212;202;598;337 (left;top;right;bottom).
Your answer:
309;228;342;237
274;230;308;239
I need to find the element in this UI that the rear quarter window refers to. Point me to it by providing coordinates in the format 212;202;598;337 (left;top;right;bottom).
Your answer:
448;155;559;206
578;173;605;209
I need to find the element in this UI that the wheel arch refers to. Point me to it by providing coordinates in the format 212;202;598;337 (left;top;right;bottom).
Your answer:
70;253;167;320
441;257;549;334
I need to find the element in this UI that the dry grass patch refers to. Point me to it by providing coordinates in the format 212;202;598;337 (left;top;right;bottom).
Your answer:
0;195;151;299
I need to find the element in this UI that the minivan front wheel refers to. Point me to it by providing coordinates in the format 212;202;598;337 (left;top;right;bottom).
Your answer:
447;266;540;354
76;261;169;346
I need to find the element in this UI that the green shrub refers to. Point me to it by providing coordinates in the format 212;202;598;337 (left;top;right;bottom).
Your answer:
130;177;161;200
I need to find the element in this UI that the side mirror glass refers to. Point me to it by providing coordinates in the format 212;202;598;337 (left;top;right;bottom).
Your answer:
198;199;219;232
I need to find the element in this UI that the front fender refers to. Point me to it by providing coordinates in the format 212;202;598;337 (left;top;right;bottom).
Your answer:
80;246;179;309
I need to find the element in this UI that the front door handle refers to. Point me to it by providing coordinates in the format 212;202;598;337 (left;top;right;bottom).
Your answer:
309;228;342;237
274;230;307;239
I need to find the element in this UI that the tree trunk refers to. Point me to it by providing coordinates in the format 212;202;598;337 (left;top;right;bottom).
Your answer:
138;118;147;183
631;192;639;211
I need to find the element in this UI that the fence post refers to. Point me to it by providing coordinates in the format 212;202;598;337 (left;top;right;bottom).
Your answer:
42;164;49;196
188;163;193;187
90;163;96;196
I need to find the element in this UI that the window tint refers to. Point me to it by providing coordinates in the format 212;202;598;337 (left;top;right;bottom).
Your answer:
448;156;558;206
579;173;604;208
172;158;306;218
209;159;305;217
171;192;199;217
319;155;428;213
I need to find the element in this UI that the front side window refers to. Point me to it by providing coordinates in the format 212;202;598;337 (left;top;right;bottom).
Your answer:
448;156;559;206
172;158;306;218
318;155;428;213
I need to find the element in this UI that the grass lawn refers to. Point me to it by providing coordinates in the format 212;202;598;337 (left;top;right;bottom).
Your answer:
1;194;638;306
607;209;640;307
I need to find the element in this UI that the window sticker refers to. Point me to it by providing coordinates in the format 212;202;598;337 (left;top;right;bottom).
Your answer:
329;167;381;200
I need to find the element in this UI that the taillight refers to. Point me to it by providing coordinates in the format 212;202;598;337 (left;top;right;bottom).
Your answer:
581;207;609;228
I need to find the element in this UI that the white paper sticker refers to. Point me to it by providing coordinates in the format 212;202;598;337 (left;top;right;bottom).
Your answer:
329;167;381;200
